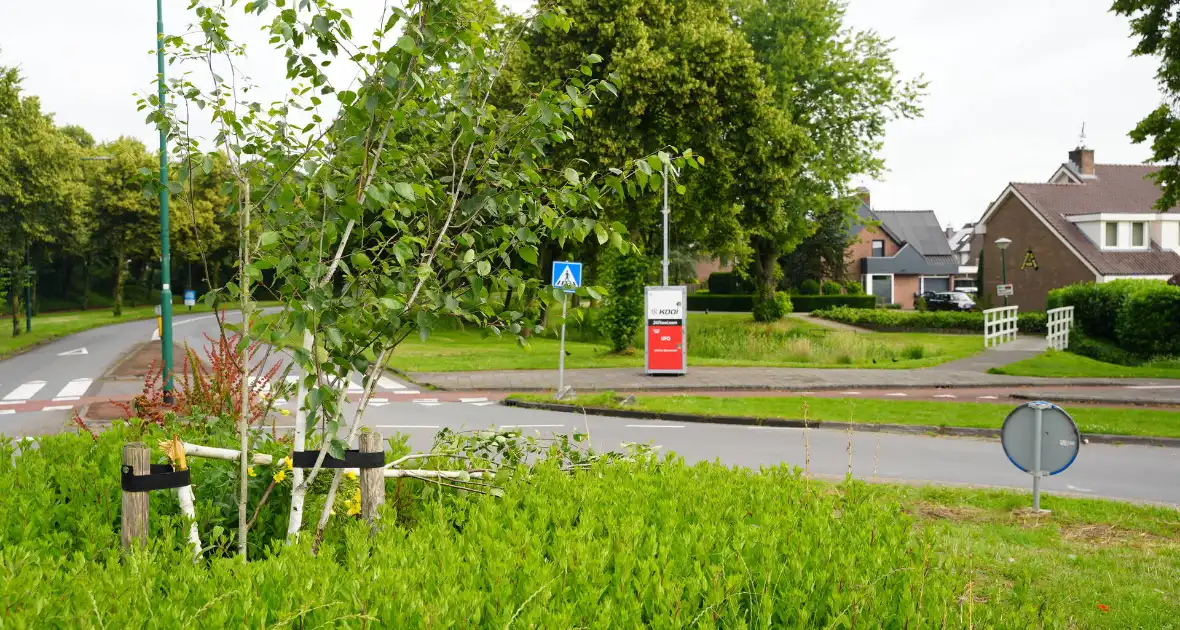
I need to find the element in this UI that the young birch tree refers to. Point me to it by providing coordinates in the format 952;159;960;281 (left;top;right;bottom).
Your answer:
158;0;697;554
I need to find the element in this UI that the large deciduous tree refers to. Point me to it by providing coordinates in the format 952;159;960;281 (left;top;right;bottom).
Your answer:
732;0;924;297
1112;0;1180;210
88;138;159;316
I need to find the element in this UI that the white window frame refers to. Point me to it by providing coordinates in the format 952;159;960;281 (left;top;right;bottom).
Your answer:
919;275;951;294
1131;221;1147;248
864;273;894;305
871;239;886;258
1103;221;1119;248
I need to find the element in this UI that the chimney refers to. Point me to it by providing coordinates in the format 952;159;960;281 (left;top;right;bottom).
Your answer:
944;226;955;239
855;186;871;208
1069;147;1095;178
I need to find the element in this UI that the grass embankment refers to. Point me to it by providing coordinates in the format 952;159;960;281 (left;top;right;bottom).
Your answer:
255;312;984;372
0;301;273;360
1;425;1177;627
991;350;1180;380
510;392;1180;438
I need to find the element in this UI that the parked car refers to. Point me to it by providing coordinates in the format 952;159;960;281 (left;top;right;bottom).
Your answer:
926;291;975;311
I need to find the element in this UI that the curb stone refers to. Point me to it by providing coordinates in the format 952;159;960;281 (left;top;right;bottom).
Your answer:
423;379;1153;393
502;399;1180;449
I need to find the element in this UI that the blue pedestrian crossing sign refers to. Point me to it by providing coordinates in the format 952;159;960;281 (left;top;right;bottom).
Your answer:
552;261;582;293
183;290;196;306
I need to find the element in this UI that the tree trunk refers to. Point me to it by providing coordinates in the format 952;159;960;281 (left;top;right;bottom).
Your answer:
751;238;780;299
81;252;91;311
113;240;126;317
9;284;19;338
238;182;252;561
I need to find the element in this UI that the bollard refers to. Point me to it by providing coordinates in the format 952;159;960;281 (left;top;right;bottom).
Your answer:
121;443;150;551
359;430;385;530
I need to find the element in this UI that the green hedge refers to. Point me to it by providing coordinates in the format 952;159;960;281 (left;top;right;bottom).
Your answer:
0;425;1057;627
706;271;751;295
1048;280;1180;358
815;306;1048;334
689;295;877;313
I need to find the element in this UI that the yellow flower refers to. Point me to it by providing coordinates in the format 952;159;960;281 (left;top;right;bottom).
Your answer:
272;469;287;483
247;467;256;478
283;456;293;470
280;409;290;417
345;470;357;480
346;502;361;517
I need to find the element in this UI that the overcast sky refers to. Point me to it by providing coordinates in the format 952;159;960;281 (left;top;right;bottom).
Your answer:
0;0;1162;228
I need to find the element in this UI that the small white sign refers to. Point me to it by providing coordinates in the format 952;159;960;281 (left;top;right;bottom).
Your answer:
996;283;1014;297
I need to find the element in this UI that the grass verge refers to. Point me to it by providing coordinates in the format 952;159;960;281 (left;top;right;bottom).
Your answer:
509;392;1180;439
991;350;1180;380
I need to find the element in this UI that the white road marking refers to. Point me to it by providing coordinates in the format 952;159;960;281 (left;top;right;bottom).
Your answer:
377;376;405;390
933;394;957;399
393;390;421;395
840;391;861;395
370;397;389;403
0;409;13;415
42;405;74;412
1066;484;1092;493
470;401;496;407
376;424;440;429
55;378;93;400
459;397;489;403
502;424;565;429
798;392;815;395
3;381;46;402
1127;385;1180;390
885;392;908;397
748;426;803;431
57;347;88;356
977;395;998;400
625;424;684;429
369;401;390;407
412;398;439;403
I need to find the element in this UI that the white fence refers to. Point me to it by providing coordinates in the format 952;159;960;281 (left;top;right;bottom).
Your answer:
983;306;1019;348
1046;306;1074;351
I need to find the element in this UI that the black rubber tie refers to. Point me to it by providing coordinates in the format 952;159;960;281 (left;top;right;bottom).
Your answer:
291;450;385;470
121;464;192;492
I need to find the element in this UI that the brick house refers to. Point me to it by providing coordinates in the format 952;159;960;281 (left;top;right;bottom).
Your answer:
973;147;1180;310
846;194;963;309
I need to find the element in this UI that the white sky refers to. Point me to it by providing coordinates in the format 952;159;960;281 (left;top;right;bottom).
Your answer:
0;0;1162;228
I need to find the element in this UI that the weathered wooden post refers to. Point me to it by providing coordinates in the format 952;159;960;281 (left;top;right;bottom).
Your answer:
359;430;384;529
121;442;150;551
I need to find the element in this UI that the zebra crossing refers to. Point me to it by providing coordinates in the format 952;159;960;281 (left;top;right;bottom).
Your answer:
0;378;94;414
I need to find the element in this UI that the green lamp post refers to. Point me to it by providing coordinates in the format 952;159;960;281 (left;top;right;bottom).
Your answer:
156;0;175;403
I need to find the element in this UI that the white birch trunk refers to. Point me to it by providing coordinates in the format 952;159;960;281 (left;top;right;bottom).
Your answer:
177;485;202;558
182;442;274;465
285;330;314;540
238;181;252;561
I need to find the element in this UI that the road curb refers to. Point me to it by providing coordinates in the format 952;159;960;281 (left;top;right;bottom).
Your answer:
431;378;1163;393
502;399;1180;448
1010;392;1180;408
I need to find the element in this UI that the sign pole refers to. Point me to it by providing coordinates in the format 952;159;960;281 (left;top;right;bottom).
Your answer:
558;292;568;392
1032;405;1043;511
662;162;669;287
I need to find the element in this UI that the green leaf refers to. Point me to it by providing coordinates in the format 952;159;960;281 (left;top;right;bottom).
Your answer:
328;439;348;460
350;252;372;270
519;246;539;265
260;231;280;247
394;182;416;201
563;168;580;185
323;181;337;199
476;260;491;276
593;222;609;245
676;184;687;195
463;249;475;264
396;35;416;53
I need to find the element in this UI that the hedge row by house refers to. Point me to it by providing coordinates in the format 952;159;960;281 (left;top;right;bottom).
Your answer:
687;295;876;313
1048;280;1180;358
814;306;1049;334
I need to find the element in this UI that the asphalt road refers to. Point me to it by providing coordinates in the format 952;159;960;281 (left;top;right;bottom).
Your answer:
1;312;1178;504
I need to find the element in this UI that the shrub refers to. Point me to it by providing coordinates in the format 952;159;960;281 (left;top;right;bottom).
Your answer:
598;249;650;352
752;292;792;322
1048;279;1163;341
813;306;1049;333
821;280;843;295
1116;284;1180;357
1069;332;1146;366
707;271;751;295
884;303;902;309
686;294;754;312
843;280;865;295
789;295;877;312
798;279;821;295
914;296;927;312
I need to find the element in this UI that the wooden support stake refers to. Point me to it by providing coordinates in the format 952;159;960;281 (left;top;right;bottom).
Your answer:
121;442;150;551
359;430;384;529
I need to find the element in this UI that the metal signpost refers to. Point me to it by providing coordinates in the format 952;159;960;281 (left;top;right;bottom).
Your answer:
552;261;582;398
184;289;196;311
1000;401;1081;512
644;285;687;375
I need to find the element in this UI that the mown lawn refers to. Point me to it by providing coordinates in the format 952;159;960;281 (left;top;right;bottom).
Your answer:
380;312;985;372
509;392;1180;438
991;350;1180;380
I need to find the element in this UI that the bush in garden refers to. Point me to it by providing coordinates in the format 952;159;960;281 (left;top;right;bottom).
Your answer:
706;271;752;294
598;248;651;352
821;280;843;295
843;279;865;294
686;293;753;312
1047;280;1163;341
789;295;877;312
1116;284;1180;357
798;278;821;295
752;291;792;322
0;427;1062;627
814;306;1049;333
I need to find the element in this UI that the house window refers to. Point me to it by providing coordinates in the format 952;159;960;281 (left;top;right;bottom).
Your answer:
871;240;885;257
1131;222;1146;247
1104;222;1118;248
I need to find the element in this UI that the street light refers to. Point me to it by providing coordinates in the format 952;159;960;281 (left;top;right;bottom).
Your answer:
156;0;176;404
995;237;1012;306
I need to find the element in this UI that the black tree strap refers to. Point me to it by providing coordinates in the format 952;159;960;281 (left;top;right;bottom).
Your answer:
292;450;385;470
122;464;192;492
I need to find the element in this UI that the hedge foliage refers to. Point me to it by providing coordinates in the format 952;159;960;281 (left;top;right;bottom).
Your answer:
752;291;792;321
0;427;1060;627
598;249;650;352
815;306;1049;333
821;280;843;295
1048;280;1180;358
706;271;751;295
798;278;821;295
688;295;876;313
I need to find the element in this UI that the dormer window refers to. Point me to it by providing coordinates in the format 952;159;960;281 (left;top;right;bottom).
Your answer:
1104;223;1118;247
1131;222;1146;248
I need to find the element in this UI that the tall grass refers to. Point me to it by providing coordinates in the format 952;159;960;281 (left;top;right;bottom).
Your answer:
690;317;941;365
